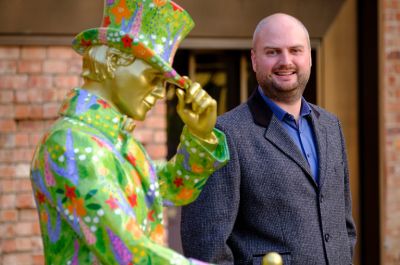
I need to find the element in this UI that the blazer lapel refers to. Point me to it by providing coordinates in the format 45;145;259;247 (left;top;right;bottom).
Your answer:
309;106;328;189
265;116;314;179
247;89;315;186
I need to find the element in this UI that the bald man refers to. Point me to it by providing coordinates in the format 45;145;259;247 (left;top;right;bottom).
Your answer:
181;13;357;265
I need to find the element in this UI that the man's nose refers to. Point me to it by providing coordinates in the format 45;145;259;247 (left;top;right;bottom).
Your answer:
279;50;292;65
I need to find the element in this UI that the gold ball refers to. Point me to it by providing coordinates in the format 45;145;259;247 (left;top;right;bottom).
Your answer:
262;252;283;265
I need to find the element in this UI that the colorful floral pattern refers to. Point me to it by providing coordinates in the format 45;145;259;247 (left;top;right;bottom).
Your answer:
31;88;228;265
72;0;194;88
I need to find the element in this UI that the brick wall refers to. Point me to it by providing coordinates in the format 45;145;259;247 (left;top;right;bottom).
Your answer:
0;46;166;265
383;0;400;264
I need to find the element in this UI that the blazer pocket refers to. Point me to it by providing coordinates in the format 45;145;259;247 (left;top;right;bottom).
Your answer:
252;251;291;265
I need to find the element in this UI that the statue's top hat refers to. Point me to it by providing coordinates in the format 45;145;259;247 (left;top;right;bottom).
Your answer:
72;0;194;87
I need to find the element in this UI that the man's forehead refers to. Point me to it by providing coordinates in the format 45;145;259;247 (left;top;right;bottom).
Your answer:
255;28;309;49
253;14;310;49
263;44;306;49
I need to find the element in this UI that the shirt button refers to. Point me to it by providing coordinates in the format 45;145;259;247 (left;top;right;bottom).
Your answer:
307;154;310;158
325;233;330;242
320;194;324;203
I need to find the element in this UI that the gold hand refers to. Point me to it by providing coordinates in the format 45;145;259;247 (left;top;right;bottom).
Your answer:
175;80;217;145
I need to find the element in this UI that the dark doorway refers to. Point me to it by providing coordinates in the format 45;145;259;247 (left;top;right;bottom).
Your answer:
358;0;380;264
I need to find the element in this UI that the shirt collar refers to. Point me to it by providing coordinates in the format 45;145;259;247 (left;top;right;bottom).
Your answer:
58;88;135;142
258;86;312;121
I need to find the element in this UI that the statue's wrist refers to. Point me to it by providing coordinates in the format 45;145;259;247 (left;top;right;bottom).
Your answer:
188;129;218;148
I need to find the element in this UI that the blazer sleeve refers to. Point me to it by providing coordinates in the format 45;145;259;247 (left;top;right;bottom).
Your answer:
181;122;240;265
338;120;357;258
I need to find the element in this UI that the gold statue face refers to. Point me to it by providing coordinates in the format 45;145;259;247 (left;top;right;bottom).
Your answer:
110;59;166;121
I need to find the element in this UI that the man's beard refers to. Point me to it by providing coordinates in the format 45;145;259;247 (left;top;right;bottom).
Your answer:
257;66;310;104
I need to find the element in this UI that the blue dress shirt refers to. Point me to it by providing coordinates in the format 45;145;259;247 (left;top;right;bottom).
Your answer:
258;87;319;184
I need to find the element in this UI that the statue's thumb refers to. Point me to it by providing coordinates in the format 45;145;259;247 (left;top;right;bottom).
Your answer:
176;88;185;111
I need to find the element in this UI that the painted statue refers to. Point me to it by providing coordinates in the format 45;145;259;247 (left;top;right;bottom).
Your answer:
30;0;229;264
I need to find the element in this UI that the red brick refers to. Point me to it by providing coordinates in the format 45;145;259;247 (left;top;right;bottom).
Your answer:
15;90;29;103
154;131;167;144
0;149;32;163
18;60;42;73
146;144;167;160
2;253;32;265
145;116;166;129
32;236;44;250
134;120;145;129
388;51;400;60
0;75;28;90
0;209;18;222
15;104;32;119
0;104;14;118
33;254;45;265
0;165;16;177
1;179;17;193
1;238;17;253
134;129;154;143
43;103;59;118
17;121;46;131
0;90;14;103
13;237;43;251
15;222;40;236
21;47;46;59
47;46;75;59
16;193;36;209
28;75;53;89
0;134;15;148
42;88;58;102
0;60;17;74
54;75;81;88
43;60;68;73
57;87;71;100
0;223;16;238
29;133;44;147
31;105;44;119
0;119;17;132
154;101;166;115
0;194;16;209
0;47;20;59
69;59;83;74
15;132;30;147
27;88;44;103
14;148;35;162
16;178;32;192
19;209;39;221
0;150;13;162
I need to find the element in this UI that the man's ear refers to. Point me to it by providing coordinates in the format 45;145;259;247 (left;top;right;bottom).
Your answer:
251;49;257;72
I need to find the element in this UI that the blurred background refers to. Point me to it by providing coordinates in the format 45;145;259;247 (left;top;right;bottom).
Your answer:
0;0;398;264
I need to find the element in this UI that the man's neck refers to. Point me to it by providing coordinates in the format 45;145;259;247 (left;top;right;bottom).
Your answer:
272;99;302;121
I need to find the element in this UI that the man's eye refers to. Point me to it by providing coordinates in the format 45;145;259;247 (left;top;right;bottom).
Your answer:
266;50;277;56
291;49;302;54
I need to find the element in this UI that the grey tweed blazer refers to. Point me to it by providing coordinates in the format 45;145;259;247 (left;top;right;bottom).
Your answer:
181;89;357;265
